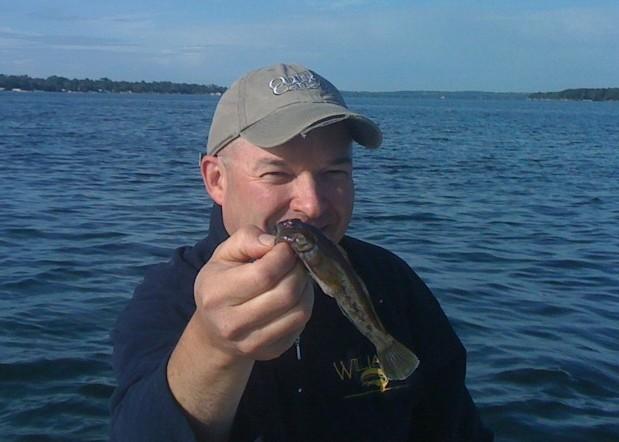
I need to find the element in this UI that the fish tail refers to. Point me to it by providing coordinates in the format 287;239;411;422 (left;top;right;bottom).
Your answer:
377;339;420;381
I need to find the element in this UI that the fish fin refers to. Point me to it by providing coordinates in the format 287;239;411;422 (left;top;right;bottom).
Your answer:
310;272;336;298
377;339;420;381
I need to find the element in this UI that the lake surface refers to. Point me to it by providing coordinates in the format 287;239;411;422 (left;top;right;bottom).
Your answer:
1;91;618;441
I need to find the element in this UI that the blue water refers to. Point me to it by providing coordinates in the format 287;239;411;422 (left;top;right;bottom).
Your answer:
1;91;618;441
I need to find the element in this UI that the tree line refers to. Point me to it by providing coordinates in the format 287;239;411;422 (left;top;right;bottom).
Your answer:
529;88;619;101
0;74;227;95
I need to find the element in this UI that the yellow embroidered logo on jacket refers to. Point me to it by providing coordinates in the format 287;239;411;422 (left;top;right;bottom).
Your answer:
332;354;407;399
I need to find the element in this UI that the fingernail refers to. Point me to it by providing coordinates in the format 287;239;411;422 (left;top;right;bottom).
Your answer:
258;234;275;246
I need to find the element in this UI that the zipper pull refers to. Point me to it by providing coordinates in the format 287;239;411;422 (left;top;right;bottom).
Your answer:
295;336;302;360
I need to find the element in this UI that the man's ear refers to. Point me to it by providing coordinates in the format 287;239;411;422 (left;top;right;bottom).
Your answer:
200;155;225;205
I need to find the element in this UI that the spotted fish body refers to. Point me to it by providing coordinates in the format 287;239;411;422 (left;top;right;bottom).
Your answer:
275;219;419;381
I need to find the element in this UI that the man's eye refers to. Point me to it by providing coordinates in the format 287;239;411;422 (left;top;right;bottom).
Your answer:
261;171;291;181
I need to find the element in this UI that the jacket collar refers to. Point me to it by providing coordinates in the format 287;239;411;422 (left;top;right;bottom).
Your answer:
207;203;229;245
191;204;229;265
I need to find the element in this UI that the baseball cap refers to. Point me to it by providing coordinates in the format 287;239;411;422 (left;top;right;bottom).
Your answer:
206;63;382;155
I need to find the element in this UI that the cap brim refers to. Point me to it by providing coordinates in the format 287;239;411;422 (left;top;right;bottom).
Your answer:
240;102;382;149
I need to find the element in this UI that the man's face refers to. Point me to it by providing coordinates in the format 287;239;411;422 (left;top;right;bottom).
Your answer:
213;123;354;242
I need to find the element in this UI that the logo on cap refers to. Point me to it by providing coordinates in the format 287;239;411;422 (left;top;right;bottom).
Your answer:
268;71;320;95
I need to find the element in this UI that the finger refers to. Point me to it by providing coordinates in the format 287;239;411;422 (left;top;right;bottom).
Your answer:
235;281;315;359
212;225;275;264
234;263;310;329
219;242;299;306
198;242;299;308
205;263;310;344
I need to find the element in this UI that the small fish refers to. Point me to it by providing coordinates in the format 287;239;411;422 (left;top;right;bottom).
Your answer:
275;219;419;381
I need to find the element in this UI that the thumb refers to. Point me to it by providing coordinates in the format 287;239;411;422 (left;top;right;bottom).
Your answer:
213;225;276;264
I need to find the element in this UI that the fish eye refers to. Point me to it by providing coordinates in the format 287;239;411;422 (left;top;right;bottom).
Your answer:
293;235;312;251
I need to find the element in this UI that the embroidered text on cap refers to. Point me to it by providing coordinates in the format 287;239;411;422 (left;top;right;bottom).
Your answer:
269;71;321;95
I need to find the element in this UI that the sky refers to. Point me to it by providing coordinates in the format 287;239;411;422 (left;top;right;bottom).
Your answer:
1;0;618;92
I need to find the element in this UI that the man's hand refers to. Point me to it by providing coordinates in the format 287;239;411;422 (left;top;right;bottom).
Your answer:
167;225;314;441
193;225;314;361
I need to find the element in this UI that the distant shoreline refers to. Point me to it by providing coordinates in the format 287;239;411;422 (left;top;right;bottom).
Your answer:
529;88;619;101
0;88;530;100
1;74;617;101
0;74;226;95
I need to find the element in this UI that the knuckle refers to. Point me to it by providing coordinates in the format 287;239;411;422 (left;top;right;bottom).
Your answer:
236;225;261;243
251;265;280;292
238;339;261;356
290;305;311;326
277;289;300;311
194;285;221;311
210;240;228;260
219;319;243;341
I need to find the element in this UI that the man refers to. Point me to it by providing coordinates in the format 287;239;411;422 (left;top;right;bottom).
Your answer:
110;63;493;441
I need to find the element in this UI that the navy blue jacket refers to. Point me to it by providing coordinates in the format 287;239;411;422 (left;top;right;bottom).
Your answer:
110;205;493;441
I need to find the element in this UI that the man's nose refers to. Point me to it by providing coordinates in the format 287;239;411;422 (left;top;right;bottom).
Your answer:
290;173;326;220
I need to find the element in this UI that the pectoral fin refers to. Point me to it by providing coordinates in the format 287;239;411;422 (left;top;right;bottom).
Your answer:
336;300;357;324
309;270;336;298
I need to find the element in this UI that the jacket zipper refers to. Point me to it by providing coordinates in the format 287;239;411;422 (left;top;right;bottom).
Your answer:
295;336;302;360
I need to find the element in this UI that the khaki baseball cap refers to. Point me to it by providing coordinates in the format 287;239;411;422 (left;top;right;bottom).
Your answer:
206;63;382;155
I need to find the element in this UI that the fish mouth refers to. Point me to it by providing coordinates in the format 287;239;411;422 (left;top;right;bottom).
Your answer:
275;218;329;235
274;219;304;240
276;218;303;231
275;218;328;241
274;219;320;253
276;218;328;235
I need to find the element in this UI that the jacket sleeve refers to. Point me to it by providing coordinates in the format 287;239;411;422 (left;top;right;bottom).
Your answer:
109;252;200;441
